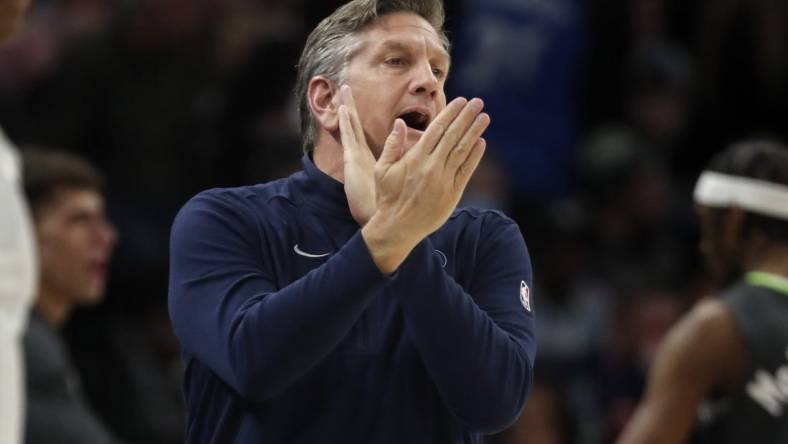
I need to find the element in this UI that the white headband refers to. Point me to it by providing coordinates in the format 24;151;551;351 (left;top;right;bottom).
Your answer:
694;171;788;220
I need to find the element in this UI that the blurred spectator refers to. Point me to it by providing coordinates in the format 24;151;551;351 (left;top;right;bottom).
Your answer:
578;126;695;289
625;41;694;166
21;148;121;444
1;0;310;293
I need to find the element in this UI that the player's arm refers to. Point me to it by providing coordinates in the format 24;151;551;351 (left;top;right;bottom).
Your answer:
616;298;745;444
168;191;390;403
384;214;535;433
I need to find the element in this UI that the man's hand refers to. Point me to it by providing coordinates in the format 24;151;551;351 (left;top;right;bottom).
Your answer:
337;85;376;226
362;97;490;274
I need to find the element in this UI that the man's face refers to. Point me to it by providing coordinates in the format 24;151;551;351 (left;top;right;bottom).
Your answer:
341;12;450;157
0;0;32;43
36;188;117;306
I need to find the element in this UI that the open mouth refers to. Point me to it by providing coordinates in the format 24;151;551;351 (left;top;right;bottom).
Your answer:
399;111;429;132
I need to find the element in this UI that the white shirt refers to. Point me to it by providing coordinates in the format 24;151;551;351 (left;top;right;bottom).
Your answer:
0;127;37;444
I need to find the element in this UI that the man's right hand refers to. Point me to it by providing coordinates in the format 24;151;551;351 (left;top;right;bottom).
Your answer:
361;97;490;274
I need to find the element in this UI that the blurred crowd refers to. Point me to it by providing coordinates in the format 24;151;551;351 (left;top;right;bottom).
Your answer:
2;0;787;443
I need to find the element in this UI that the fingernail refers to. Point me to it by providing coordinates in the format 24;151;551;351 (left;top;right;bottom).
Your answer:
469;98;484;111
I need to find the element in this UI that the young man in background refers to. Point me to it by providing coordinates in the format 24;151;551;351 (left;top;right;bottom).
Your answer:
22;148;121;444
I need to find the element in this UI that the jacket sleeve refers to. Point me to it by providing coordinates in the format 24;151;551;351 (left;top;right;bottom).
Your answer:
167;191;388;402
390;212;536;433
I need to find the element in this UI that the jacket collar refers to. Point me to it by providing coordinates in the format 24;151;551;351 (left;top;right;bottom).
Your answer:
291;153;355;221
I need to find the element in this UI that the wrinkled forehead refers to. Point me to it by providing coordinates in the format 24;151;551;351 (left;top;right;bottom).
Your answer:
353;12;449;60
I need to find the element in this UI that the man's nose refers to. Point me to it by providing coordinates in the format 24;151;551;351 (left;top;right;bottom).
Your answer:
93;218;118;249
410;60;439;98
104;222;118;248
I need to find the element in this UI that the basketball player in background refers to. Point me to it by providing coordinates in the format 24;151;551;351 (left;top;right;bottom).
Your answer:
617;140;788;443
0;0;38;443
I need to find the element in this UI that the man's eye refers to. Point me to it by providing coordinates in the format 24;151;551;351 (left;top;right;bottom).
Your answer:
432;68;445;78
386;58;404;66
67;214;92;227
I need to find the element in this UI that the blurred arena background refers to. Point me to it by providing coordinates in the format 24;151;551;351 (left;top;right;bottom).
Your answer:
2;0;786;443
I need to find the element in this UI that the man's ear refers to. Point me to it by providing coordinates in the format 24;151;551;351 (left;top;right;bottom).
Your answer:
307;76;339;133
723;207;745;249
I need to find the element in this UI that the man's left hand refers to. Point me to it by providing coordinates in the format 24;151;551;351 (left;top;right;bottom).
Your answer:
338;85;377;226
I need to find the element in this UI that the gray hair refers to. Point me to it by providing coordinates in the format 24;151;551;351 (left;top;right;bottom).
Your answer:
295;0;449;152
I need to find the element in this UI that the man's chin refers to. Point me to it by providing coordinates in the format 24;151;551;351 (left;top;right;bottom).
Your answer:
78;291;105;307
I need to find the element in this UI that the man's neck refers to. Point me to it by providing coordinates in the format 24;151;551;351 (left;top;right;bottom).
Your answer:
747;244;788;278
312;138;345;183
35;286;73;327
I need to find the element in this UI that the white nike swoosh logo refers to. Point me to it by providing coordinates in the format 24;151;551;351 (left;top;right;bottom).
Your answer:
434;249;447;268
293;244;331;258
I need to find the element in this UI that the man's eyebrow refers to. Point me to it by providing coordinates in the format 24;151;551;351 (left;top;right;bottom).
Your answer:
375;39;412;54
375;39;450;63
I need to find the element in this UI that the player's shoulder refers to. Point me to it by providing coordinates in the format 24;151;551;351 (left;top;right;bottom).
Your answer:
655;295;745;388
662;296;740;365
685;297;735;332
665;297;736;349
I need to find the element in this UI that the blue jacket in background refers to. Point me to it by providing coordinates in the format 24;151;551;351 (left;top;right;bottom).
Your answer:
168;154;537;443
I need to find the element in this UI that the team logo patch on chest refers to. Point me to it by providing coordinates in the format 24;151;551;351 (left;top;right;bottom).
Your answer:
520;280;531;312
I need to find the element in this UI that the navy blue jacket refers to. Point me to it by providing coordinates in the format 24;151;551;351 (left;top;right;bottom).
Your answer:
168;154;536;443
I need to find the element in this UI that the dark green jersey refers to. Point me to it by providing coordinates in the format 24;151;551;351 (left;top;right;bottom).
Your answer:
693;272;788;444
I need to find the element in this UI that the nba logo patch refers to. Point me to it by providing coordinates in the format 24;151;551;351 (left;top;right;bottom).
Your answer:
520;280;531;312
